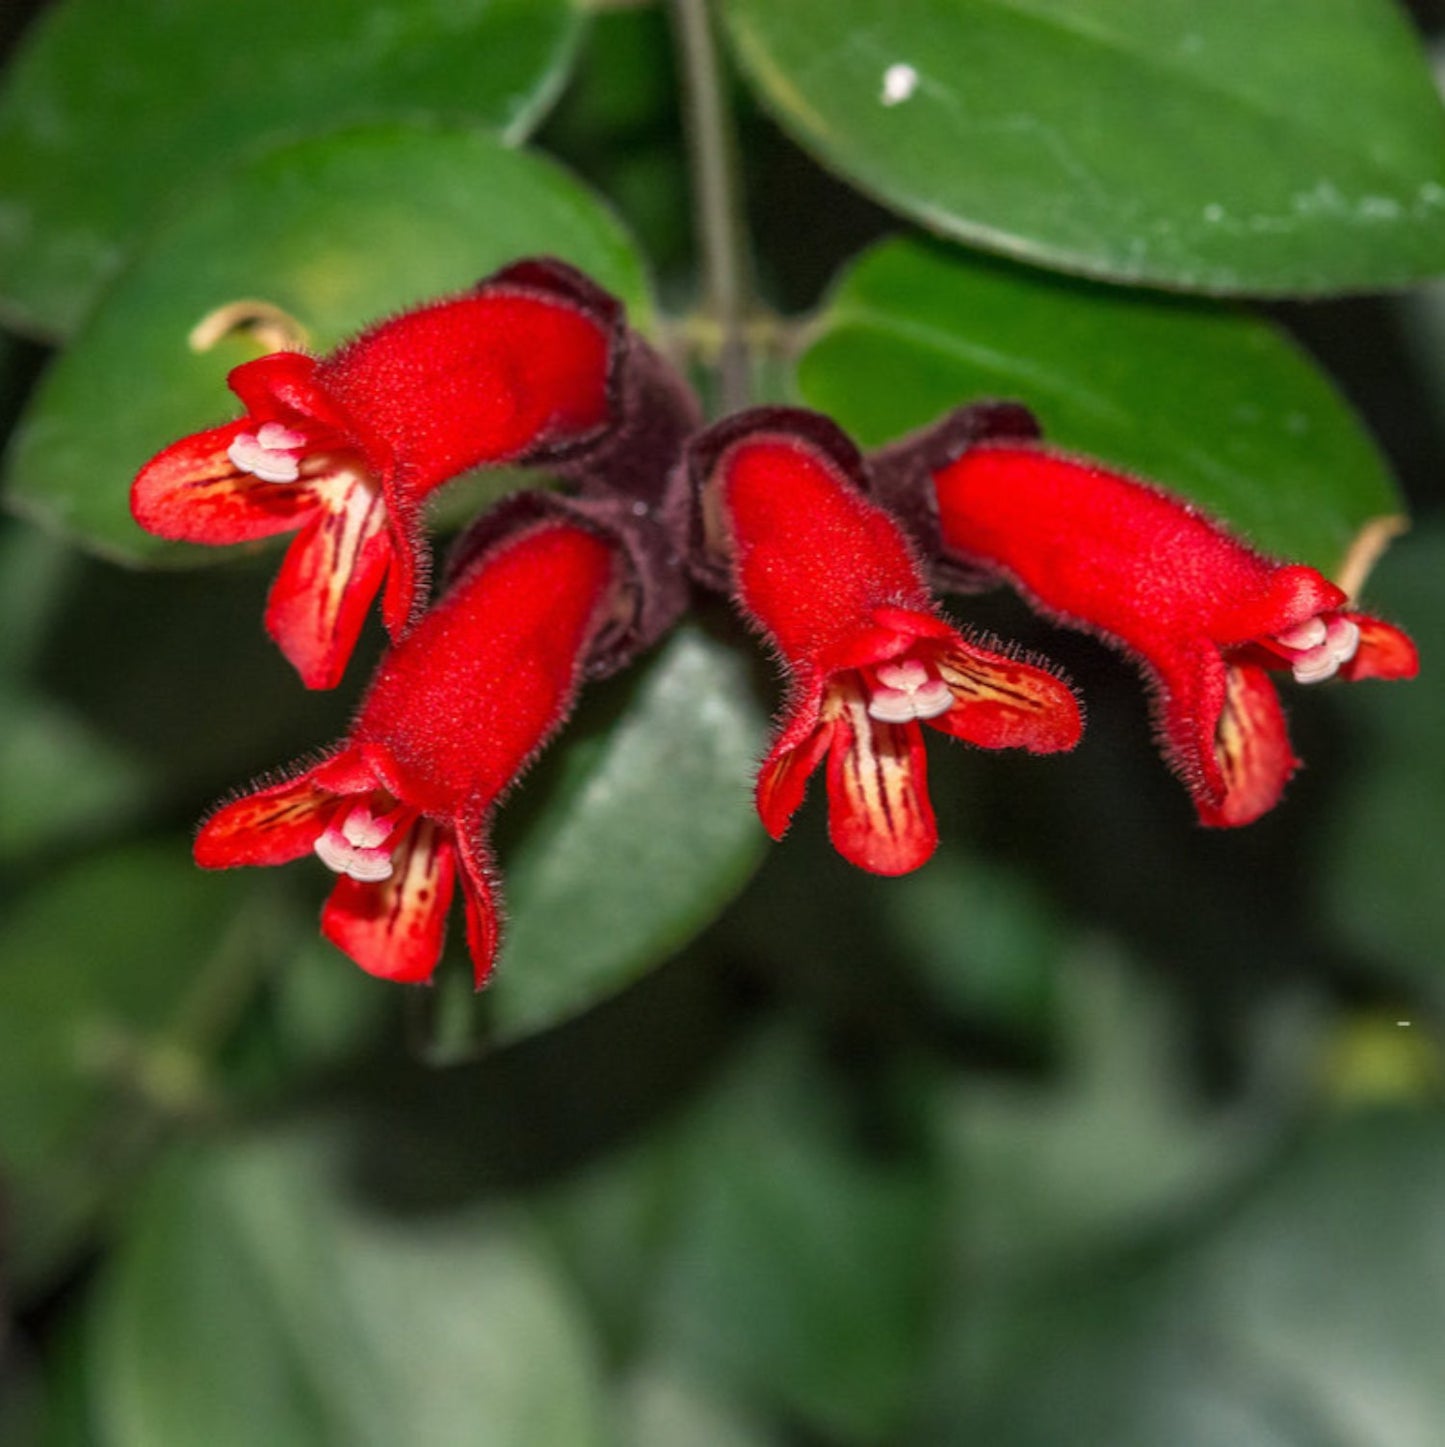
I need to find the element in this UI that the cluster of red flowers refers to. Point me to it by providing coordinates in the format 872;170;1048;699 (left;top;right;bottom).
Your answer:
133;258;1418;986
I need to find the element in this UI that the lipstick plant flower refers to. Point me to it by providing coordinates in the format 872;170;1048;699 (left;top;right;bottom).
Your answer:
131;259;624;689
929;443;1419;826
687;409;1082;875
192;517;623;984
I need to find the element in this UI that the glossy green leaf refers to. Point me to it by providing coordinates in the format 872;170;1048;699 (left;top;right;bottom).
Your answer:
724;0;1445;295
618;1363;784;1447
799;239;1401;574
26;546;356;804
3;122;650;564
1321;524;1445;990
648;1028;937;1445
929;1112;1445;1445
0;521;149;862
0;842;262;1288
0;692;147;865
878;846;1059;1034
0;0;585;336
534;1023;941;1443
31;1310;97;1447
930;939;1282;1285
0;325;38;440
481;624;768;1045
0;517;76;675
89;1125;610;1447
542;6;693;274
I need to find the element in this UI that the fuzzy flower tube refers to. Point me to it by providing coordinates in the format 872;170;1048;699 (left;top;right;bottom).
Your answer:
193;518;621;984
132;258;623;689
930;444;1419;827
687;409;1082;875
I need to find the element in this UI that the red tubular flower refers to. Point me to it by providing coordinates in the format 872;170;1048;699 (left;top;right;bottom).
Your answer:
192;519;619;985
688;410;1082;876
931;444;1419;827
132;258;622;689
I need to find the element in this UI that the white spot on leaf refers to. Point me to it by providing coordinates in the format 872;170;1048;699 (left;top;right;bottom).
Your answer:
880;63;918;107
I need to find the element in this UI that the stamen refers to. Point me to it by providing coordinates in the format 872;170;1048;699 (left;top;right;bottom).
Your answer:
314;802;403;882
227;423;307;483
876;658;929;693
257;422;307;452
868;657;954;723
1275;618;1328;651
1290;616;1361;685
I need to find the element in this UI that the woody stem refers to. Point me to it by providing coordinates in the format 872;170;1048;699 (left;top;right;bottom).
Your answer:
672;0;751;413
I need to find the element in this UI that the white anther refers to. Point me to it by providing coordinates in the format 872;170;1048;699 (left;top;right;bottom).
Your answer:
341;804;391;849
257;422;306;451
868;688;921;724
876;659;930;692
868;658;953;723
1289;616;1361;685
1275;617;1328;651
314;804;396;882
227;422;307;483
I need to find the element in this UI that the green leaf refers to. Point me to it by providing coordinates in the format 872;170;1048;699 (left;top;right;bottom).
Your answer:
799;239;1401;574
0;0;585;336
26;1305;96;1447
474;624;767;1047
542;7;693;274
0;842;256;1289
618;1363;784;1447
89;1124;610;1447
0;325;38;440
0;521;149;862
536;1024;939;1444
13;544;357;808
3;122;651;564
932;1111;1445;1445
1321;523;1445;991
0;517;77;676
0;691;147;866
877;846;1059;1035
723;0;1445;295
931;938;1284;1287
647;1028;938;1445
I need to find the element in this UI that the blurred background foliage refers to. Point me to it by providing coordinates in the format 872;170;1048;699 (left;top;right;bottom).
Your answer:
2;1;1445;1443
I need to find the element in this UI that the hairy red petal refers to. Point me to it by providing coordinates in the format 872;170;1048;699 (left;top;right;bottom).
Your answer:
826;685;937;875
935;447;1311;650
1214;564;1346;647
316;289;614;496
195;749;374;868
264;479;392;690
227;352;353;437
933;445;1418;826
1196;662;1298;828
1339;613;1420;682
720;434;934;662
756;709;836;841
131;422;320;544
1148;639;1232;811
930;642;1083;753
354;523;617;812
811;606;953;677
453;808;503;989
321;819;456;984
379;496;425;638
